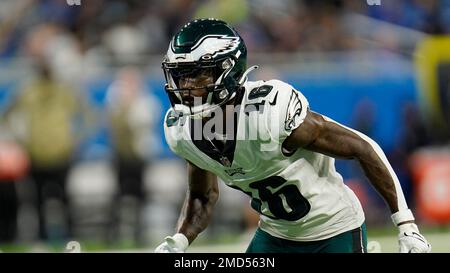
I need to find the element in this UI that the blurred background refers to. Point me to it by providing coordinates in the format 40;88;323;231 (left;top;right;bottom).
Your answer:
0;0;450;253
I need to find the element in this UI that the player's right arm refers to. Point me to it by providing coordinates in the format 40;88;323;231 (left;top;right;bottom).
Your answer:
154;161;219;253
178;161;219;243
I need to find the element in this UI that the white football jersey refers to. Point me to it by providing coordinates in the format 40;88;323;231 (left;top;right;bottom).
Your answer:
164;79;365;241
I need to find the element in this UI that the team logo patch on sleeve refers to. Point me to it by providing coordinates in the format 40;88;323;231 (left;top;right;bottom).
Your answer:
284;90;304;131
166;110;185;127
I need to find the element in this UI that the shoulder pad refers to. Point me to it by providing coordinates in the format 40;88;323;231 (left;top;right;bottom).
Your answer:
165;109;186;128
163;109;187;154
260;80;309;143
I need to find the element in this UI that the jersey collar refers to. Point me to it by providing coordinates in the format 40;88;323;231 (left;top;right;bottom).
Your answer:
189;88;245;167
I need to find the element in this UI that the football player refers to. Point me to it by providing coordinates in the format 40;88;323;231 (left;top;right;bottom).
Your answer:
155;18;431;253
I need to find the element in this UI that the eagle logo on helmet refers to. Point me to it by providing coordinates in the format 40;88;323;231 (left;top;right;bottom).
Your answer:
163;18;254;118
169;35;240;62
191;35;240;58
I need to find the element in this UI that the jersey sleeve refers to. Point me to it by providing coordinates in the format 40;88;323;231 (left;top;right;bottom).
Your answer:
264;80;309;145
163;108;185;155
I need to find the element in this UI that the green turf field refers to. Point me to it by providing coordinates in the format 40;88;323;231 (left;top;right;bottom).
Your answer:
185;226;450;253
1;226;449;253
185;231;450;253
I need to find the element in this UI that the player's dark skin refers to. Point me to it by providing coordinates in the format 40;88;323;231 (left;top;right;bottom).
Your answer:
175;75;413;244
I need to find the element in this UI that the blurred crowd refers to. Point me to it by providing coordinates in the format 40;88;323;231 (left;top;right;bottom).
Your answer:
0;0;449;250
1;0;450;61
0;58;163;247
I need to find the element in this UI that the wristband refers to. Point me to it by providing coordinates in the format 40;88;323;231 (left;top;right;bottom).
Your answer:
168;233;189;250
391;209;415;226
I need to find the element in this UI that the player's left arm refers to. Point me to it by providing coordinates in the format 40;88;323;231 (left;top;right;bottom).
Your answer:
283;109;431;253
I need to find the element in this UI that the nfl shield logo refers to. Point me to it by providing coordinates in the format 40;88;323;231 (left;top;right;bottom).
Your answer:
220;156;232;167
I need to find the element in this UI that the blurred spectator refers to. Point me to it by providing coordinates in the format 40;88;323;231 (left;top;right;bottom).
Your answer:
400;102;431;152
2;60;93;242
365;0;443;34
103;23;148;65
351;98;376;137
105;66;161;246
389;103;432;206
0;139;29;243
194;0;248;25
347;98;386;224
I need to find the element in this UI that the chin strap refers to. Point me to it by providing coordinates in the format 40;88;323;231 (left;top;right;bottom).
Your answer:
238;65;259;85
178;65;259;119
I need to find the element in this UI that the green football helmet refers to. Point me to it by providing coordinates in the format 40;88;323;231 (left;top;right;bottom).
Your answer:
162;18;256;118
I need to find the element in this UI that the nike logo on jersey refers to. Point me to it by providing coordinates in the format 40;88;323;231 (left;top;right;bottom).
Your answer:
269;91;278;105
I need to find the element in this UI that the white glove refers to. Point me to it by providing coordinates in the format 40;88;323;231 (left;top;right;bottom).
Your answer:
391;209;431;253
398;223;431;253
154;233;189;253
